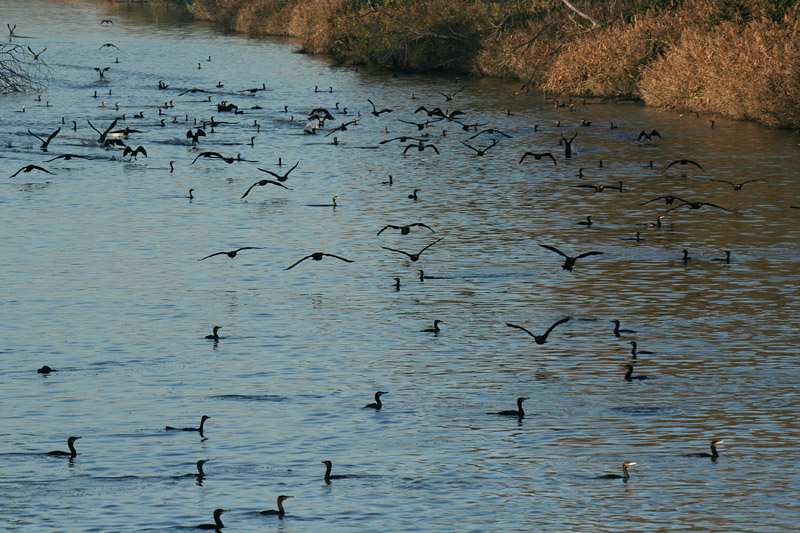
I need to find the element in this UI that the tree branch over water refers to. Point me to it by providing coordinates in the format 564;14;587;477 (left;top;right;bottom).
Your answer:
1;43;49;93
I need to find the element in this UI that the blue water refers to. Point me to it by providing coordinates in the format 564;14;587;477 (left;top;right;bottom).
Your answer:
1;1;799;530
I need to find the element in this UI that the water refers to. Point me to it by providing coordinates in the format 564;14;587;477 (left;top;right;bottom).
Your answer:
1;1;799;530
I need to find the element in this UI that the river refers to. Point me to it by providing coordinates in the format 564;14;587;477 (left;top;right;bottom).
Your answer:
1;0;799;531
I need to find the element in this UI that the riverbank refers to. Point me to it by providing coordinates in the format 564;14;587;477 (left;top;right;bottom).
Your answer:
163;0;800;128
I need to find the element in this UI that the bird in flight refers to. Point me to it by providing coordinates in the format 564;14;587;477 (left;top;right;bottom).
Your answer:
381;238;444;262
27;127;60;151
256;161;298;182
240;179;291;199
708;178;764;190
367;98;393;117
506;317;571;345
377;223;435;236
285;252;354;270
122;145;147;160
539;244;603;271
9;164;54;178
663;159;705;173
199;247;262;261
462;140;498;156
519;152;557;165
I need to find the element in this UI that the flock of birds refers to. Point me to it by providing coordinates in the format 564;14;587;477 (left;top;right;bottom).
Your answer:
8;13;784;530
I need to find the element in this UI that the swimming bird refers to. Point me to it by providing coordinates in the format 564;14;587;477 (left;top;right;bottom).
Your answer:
577;216;593;226
27;46;47;60
422;319;443;333
284;252;354;270
686;439;724;460
667;200;731;213
377;223;435;236
663;159;705;173
122;145;147;160
393;277;401;291
27;127;60;151
260;495;292;518
205;326;222;341
570;184;606;193
711;250;732;263
488;397;528;420
9;164;53;178
321;460;351;484
624;365;648;381
367;98;392;116
637;130;661;143
199;247;262;261
539;244;603;271
197;509;228;530
306;196;340;207
519;152;557;165
186;128;206;144
408;189;420;200
256;161;298;182
166;415;210;433
628;341;653;358
596;462;636;480
46;436;81;457
462;140;497;156
505;317;570;345
43;154;92;163
240;178;291;199
38;365;55;373
381;237;444;262
708;178;764;190
681;249;691;264
364;391;387;409
611;320;635;336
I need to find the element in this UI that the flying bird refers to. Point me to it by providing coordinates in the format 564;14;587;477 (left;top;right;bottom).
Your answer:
381;238;444;262
539;244;603;271
256;161;298;182
27;127;60;151
241;179;291;199
505;317;571;344
284;252;354;270
9;164;54;178
377;223;435;236
199;247;262;261
520;152;557;165
663;159;705;173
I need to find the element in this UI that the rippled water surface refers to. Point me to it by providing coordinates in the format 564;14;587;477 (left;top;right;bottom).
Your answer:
2;1;799;531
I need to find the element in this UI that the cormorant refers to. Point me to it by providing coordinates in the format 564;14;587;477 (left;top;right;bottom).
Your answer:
596;462;636;480
321;460;350;484
624;365;648;381
205;326;222;341
377;223;435;236
197;509;228;530
381;238;444;262
519;152;557;165
364;391;387;409
240;178;291;199
285;252;354;270
611;320;635;336
199;247;262;261
539;244;603;272
166;415;210;433
422;320;443;333
27;127;60;151
708;178;764;190
260;495;292;518
686;439;724;460
46;436;81;457
489;397;528;420
663;159;705;173
505;317;570;345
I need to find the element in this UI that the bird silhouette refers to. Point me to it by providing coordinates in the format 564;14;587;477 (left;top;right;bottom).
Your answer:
377;223;435;236
519;152;557;165
539;244;603;271
663;159;705;173
199;247;262;261
27;127;60;151
9;164;53;178
285;252;354;270
241;179;291;199
256;161;298;182
367;98;393;116
708;178;764;190
505;317;571;344
381;238;444;262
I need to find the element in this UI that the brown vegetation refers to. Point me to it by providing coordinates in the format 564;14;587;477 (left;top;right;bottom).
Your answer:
173;0;800;128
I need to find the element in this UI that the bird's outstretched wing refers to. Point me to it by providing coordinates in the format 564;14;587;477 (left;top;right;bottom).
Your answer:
506;322;535;337
543;316;571;338
539;244;567;258
285;255;314;270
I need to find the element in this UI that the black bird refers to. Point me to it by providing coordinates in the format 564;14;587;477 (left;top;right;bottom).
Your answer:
239;82;266;93
596;462;636;480
408;189;420;200
539;244;603;271
205;326;222;341
43;153;92;163
462;140;497;156
422;319;443;333
624;365;648;381
505;317;571;345
414;106;464;120
488;397;528;420
27;127;60;151
260;495;292;518
178;87;210;96
381;237;444;262
519;152;557;165
708;178;764;190
38;365;55;373
577;216;593;226
367;98;393;116
87;117;118;144
611;320;635;336
469;128;511;139
94;66;110;81
711;250;732;263
640;195;684;206
46;436;81;457
99;43;120;50
629;341;653;358
197;509;228;530
402;141;439;155
256;161;298;182
192;152;236;165
570;184;606;193
186;128;206;144
377;223;435;236
561;133;577;158
321;460;351;484
9;164;53;178
379;135;427;145
306;196;340;208
241;178;291;199
27;46;47;60
397;118;440;131
438;87;465;100
199;247;262;261
667;200;731;213
166;415;210;433
100;19;113;24
637;130;661;143
663;159;705;173
686;439;724;460
364;391;387;409
122;145;147;160
285;252;354;270
325;119;358;137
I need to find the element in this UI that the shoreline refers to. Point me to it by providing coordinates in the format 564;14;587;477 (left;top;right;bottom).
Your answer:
127;0;800;129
